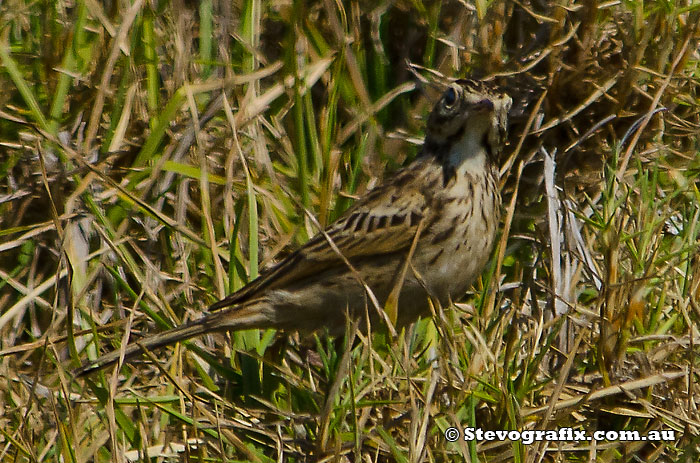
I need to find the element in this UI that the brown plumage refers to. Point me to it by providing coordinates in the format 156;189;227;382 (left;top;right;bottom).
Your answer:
75;79;512;376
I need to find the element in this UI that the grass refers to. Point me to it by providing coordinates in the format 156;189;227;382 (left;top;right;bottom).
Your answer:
1;0;699;461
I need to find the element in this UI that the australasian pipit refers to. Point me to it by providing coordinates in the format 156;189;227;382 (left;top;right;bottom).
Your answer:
76;79;512;376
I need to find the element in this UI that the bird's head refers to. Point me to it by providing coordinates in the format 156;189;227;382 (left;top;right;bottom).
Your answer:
425;79;512;162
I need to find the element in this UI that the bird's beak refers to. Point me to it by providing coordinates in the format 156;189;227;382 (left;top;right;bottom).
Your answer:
472;99;495;112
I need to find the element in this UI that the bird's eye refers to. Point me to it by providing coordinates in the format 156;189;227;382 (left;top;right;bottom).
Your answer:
443;87;457;107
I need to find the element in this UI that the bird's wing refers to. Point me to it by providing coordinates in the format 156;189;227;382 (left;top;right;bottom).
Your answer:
210;159;437;310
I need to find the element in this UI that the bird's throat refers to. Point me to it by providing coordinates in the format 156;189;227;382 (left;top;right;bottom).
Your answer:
445;127;490;180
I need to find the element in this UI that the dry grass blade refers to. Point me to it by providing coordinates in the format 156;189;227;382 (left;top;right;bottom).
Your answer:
523;370;688;417
616;37;692;181
533;74;620;134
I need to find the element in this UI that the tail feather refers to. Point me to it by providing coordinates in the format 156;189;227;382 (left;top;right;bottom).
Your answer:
74;303;270;377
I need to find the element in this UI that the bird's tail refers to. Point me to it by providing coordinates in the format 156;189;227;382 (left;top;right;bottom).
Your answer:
74;303;268;377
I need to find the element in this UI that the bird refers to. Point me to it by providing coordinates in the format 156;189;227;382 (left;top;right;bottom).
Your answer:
75;79;512;376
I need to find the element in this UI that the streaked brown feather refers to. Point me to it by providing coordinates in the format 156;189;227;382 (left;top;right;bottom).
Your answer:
210;159;437;311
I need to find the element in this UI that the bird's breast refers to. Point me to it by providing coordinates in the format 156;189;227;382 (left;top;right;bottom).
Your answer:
416;167;500;301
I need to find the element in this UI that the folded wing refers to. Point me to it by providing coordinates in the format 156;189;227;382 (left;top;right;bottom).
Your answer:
210;160;435;310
